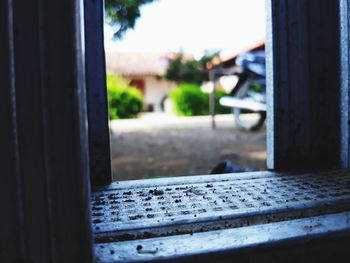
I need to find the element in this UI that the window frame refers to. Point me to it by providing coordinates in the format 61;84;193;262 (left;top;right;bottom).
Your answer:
88;0;350;260
1;0;350;262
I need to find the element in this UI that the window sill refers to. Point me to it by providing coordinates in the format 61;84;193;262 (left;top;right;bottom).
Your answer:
92;170;350;262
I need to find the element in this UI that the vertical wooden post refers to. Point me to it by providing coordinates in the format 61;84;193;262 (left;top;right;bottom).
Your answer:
84;0;112;185
0;0;93;261
266;0;341;170
209;71;216;129
340;0;350;168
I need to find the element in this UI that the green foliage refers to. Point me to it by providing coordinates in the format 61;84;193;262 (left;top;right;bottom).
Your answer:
170;83;208;116
248;83;263;93
107;75;144;119
165;55;203;84
105;0;157;39
165;52;219;85
170;83;230;116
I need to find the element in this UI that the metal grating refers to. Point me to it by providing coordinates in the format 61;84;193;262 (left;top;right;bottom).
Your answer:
92;170;350;242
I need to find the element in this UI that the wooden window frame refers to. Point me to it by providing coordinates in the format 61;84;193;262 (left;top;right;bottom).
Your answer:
1;0;350;262
92;1;350;262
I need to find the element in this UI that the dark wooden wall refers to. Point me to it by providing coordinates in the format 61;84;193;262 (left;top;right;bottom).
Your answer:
266;0;342;170
0;0;93;262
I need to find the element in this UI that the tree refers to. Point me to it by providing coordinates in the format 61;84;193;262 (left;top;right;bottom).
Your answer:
105;0;157;39
165;52;219;85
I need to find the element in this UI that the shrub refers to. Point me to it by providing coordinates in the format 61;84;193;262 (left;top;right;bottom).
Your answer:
170;83;207;116
107;74;144;119
170;83;230;116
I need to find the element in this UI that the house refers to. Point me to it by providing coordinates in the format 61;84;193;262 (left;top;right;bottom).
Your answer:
105;52;176;112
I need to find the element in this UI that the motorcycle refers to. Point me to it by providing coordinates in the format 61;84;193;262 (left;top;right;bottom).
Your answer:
219;51;266;131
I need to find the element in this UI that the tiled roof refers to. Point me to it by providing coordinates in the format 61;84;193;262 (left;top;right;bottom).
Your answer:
105;52;171;77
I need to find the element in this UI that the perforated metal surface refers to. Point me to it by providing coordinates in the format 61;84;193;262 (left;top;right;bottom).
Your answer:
92;170;350;241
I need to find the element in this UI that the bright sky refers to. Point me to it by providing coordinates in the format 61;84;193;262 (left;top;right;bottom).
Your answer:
104;0;266;57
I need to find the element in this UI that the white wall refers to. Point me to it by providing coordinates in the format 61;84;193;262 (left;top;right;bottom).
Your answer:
143;76;176;112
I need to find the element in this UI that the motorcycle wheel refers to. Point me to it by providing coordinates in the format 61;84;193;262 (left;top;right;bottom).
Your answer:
233;85;266;132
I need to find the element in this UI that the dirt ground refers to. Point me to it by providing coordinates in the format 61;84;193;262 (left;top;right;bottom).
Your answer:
110;113;267;181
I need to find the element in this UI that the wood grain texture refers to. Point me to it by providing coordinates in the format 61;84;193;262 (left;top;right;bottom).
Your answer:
267;0;341;170
95;212;350;263
0;0;93;261
84;0;112;186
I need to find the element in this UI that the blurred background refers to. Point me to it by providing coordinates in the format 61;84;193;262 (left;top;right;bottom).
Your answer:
104;0;267;180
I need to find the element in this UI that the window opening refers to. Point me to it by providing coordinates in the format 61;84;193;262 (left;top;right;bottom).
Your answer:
91;0;350;261
104;0;267;181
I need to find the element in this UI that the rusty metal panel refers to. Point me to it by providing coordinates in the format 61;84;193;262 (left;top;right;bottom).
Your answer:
266;0;341;170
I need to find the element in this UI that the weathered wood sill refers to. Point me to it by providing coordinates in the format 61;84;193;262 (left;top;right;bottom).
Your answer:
92;170;350;262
